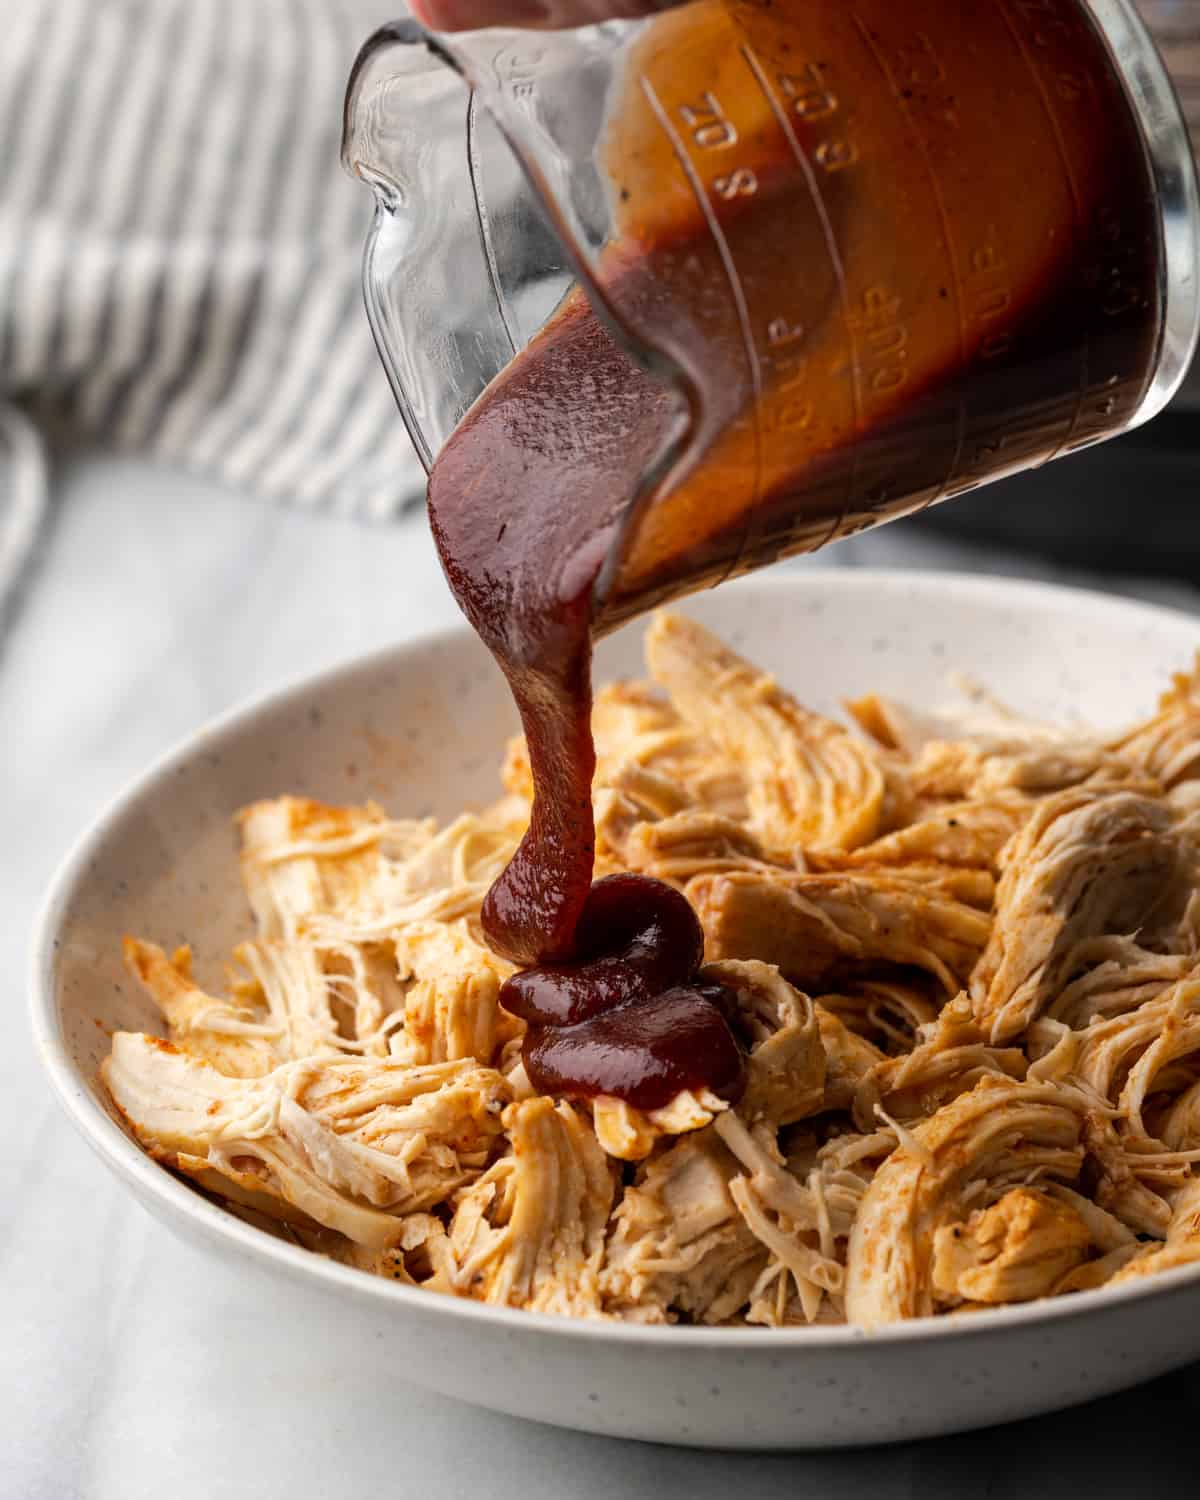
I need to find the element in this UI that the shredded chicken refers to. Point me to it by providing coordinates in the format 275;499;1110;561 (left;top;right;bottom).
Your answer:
436;1098;615;1315
845;1079;1095;1323
103;1034;510;1245
646;612;900;853
600;1126;768;1323
816;977;939;1055
970;786;1196;1042
1108;1178;1200;1284
851;994;1027;1130
1108;655;1200;790
104;614;1200;1326
930;1187;1092;1305
689;866;990;993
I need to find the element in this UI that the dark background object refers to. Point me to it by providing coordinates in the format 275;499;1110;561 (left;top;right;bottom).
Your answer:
915;413;1200;580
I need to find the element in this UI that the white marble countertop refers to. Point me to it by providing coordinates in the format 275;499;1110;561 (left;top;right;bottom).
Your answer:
6;449;1200;1498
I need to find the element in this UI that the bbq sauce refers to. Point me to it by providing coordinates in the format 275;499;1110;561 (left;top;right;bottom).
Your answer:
426;0;1163;1106
501;875;745;1110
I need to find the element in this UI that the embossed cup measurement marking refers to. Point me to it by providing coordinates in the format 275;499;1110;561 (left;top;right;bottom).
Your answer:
678;91;740;149
776;62;838;122
640;75;765;540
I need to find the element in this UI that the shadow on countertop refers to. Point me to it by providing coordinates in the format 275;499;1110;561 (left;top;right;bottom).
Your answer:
499;1360;1200;1499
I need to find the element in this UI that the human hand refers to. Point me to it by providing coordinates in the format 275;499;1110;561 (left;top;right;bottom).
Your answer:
410;0;679;31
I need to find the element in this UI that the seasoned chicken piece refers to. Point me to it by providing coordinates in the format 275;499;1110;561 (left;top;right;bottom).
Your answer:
816;977;939;1055
813;1125;898;1197
1069;978;1200;1128
134;835;527;1075
387;918;519;1068
591;1090;732;1162
596;763;695;831
591;734;798;890
1081;1114;1176;1240
901;863;997;910
440;1098;615;1316
1057;978;1200;1228
122;939;281;1078
505;679;750;822
968;745;1137;799
601;1127;766;1324
243;796;523;945
1045;934;1200;1029
815;1006;886;1113
234;922;513;1072
812;794;1027;874
714;1113;846;1325
376;807;525;922
709;960;825;1126
852;995;1027;1130
234;938;355;1062
597;799;782;888
848;687;1139;804
970;787;1192;1042
728;1121;903;1326
590;765;704;879
1108;656;1200;789
239;797;418;938
590;678;683;755
930;1187;1092;1305
646;612;898;853
1109;1178;1200;1285
844;1078;1091;1324
130;931;398;1073
906;740;1134;804
374;1213;458;1287
394;967;517;1069
501;732;534;805
844;693;957;756
627;960;882;1326
1161;1078;1200;1153
845;683;1065;758
283;1217;459;1287
103;1033;510;1245
1043;1182;1139;1256
689;866;991;994
320;938;411;1055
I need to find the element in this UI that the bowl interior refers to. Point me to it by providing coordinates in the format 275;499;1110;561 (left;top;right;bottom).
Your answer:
36;569;1200;1242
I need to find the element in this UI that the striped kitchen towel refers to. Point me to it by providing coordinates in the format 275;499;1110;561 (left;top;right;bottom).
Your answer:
0;0;425;613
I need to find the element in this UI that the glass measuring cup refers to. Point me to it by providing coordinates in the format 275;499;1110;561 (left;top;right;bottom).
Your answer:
343;0;1200;629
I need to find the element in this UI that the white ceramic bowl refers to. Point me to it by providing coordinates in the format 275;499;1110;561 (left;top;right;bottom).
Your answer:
31;570;1200;1449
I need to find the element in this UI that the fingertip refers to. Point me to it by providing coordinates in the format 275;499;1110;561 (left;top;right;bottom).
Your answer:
407;0;437;25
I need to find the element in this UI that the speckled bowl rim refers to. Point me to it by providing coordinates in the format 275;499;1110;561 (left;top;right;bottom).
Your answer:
29;568;1200;1349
